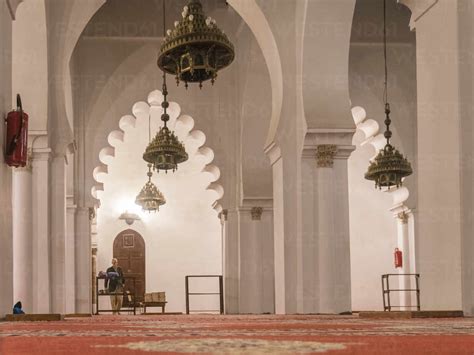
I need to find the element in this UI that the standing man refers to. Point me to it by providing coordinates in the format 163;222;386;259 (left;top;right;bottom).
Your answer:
105;258;125;315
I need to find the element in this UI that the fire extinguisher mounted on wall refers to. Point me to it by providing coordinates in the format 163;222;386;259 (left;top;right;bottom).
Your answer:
394;248;403;268
5;94;28;168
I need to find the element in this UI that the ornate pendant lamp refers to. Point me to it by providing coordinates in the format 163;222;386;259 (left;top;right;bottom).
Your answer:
157;0;235;89
135;164;166;212
365;0;412;189
143;0;189;173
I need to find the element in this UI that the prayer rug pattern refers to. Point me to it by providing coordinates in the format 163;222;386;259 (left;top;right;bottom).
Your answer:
0;314;473;354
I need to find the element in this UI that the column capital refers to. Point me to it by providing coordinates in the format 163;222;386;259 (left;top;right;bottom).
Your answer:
303;129;355;161
316;145;338;168
251;207;263;221
218;209;228;222
89;207;96;221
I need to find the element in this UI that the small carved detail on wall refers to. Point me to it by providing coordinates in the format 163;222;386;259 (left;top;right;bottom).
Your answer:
219;209;228;221
251;207;263;221
316;145;338;168
89;207;96;221
398;211;409;224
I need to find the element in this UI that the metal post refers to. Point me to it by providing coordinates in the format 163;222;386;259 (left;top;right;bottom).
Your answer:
382;275;387;311
185;276;189;315
415;274;421;311
219;276;224;314
386;276;391;311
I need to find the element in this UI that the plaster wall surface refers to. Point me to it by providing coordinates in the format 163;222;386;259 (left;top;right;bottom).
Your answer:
0;0;13;318
415;0;462;310
12;0;48;131
95;104;222;313
458;0;474;316
348;0;417;311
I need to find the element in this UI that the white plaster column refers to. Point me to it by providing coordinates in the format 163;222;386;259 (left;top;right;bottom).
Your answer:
65;196;76;314
238;203;274;314
12;162;33;311
222;209;240;314
75;207;92;313
458;0;474;316
395;211;412;309
389;187;417;310
50;155;67;314
0;0;14;319
265;144;287;314
302;130;355;314
31;145;51;313
402;0;463;310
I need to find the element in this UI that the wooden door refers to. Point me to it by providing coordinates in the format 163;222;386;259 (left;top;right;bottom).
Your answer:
113;229;145;304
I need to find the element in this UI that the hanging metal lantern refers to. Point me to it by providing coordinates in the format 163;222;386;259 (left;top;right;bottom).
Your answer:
365;104;413;189
157;0;235;89
135;165;166;212
364;0;412;190
143;81;188;173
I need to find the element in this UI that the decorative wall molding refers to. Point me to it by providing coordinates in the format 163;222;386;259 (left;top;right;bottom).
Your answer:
398;0;439;30
241;197;273;210
397;211;409;224
316;145;338;168
6;0;24;20
88;207;96;221
218;209;228;221
303;129;355;160
251;207;263;221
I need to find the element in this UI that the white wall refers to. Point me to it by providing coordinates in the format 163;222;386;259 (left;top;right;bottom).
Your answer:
348;0;416;311
0;0;13;318
96;99;222;313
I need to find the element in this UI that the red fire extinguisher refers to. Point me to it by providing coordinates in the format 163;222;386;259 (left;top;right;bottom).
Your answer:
394;248;403;268
5;94;28;167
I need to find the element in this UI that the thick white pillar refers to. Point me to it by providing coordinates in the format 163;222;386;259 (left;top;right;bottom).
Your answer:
31;146;51;313
301;131;354;314
66;196;76;314
266;144;287;314
223;209;239;314
12;163;33;311
75;207;92;313
50;155;67;313
0;0;13;319
395;211;412;309
238;204;274;314
406;0;463;310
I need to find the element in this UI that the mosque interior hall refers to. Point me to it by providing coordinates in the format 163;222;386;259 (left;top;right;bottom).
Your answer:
0;0;473;354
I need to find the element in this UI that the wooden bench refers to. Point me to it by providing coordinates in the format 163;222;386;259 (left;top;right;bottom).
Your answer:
142;292;167;314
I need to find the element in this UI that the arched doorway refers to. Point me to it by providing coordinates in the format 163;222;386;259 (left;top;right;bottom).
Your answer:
113;229;146;304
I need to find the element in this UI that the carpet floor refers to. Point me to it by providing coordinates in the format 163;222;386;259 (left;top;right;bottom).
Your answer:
1;314;473;354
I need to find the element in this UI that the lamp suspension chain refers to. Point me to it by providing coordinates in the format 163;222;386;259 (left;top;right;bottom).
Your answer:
383;0;392;146
161;0;169;128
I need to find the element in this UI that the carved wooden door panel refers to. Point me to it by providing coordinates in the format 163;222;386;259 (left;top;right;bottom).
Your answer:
113;229;146;304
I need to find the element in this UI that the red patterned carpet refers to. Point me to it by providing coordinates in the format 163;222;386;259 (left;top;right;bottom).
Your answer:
1;314;473;354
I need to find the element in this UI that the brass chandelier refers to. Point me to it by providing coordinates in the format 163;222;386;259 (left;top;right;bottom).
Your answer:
157;0;235;89
135;164;166;212
365;0;412;189
143;0;189;173
143;78;188;172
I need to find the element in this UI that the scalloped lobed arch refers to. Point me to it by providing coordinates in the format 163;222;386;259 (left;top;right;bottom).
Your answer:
92;89;225;213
